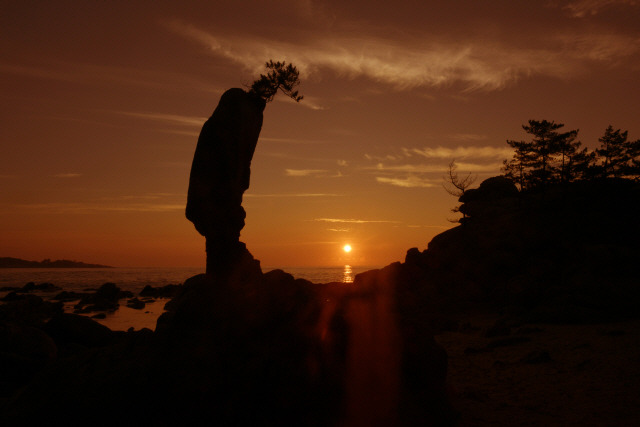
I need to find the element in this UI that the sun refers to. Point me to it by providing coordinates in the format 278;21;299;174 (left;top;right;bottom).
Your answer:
343;244;352;253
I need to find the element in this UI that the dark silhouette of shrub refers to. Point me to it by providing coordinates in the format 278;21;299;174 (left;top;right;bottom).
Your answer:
249;60;303;103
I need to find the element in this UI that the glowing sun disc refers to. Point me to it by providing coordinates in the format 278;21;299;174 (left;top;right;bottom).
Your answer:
343;244;352;253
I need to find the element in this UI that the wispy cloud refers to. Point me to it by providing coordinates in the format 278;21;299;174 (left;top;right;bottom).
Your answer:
407;224;450;229
375;176;438;188
368;162;502;173
364;153;403;162
410;146;513;159
118;111;207;127
285;169;329;177
9;202;184;214
364;145;507;188
8;193;186;214
557;32;640;63
447;133;489;142
561;0;637;17
52;173;82;178
259;137;325;144
167;20;640;92
274;93;326;110
314;218;401;224
245;193;340;198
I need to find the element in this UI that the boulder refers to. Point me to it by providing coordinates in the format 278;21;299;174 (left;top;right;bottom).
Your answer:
139;284;181;298
0;322;57;360
44;313;115;348
74;282;132;313
52;290;85;301
20;282;61;293
1;291;25;302
126;298;145;310
459;176;518;219
0;294;63;326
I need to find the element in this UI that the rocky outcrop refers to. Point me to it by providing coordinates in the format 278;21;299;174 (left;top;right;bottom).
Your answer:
73;282;133;313
3;248;453;426
138;284;181;298
1;84;452;426
405;177;640;323
44;313;115;348
186;88;266;273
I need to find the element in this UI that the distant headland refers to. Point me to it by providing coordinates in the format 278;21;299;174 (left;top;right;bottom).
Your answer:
0;257;113;268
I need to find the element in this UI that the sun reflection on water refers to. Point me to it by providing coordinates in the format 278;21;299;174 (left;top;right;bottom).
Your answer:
342;264;354;283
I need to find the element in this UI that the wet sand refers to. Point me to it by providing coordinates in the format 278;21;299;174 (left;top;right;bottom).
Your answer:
436;313;640;426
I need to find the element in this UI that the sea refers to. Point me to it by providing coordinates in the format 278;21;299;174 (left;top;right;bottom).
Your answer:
0;265;379;292
0;265;379;331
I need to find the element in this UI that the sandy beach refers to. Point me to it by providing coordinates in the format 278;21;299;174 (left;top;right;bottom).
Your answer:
436;313;640;426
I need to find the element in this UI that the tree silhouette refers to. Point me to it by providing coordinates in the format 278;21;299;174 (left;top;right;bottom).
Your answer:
502;139;535;190
628;138;640;180
596;126;631;178
502;120;588;189
249;60;303;103
443;160;477;222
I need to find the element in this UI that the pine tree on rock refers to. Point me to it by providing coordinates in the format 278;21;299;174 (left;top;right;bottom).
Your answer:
249;60;303;103
596;126;631;178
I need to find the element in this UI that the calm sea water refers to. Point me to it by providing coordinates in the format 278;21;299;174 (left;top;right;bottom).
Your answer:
0;265;379;293
0;265;378;331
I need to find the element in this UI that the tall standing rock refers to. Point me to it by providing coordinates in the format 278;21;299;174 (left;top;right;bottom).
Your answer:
186;88;266;273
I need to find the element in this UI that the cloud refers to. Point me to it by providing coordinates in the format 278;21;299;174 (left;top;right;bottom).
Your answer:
447;133;489;142
375;176;439;188
118;111;207;127
275;94;326;110
10;202;184;214
558;32;640;63
167;20;640;92
259;137;325;144
314;218;401;224
561;0;637;17
369;162;502;173
244;193;340;198
410;146;513;159
9;193;186;214
52;173;82;178
285;169;329;177
364;153;403;161
337;159;348;167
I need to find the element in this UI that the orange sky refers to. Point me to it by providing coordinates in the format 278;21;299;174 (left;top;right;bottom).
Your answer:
2;1;639;267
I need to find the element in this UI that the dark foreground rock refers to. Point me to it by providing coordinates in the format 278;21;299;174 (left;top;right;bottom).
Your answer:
44;313;116;348
404;178;640;324
0;294;62;326
138;283;181;298
73;282;133;313
2;247;453;426
18;282;61;293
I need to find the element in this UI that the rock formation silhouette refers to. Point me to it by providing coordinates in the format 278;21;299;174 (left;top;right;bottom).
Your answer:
186;60;303;274
186;88;266;273
1;64;456;426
